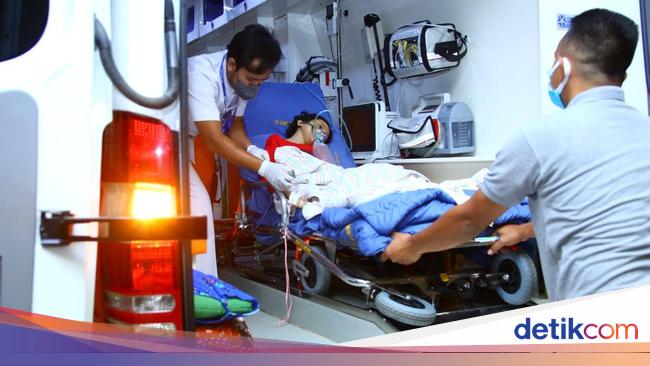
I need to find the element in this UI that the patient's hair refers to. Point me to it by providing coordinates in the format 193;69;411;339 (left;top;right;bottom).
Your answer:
285;111;333;144
560;8;638;84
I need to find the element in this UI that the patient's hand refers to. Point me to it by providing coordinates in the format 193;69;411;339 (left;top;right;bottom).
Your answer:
381;232;420;265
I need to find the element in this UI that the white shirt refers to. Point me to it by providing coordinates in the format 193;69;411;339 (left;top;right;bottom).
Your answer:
187;50;248;137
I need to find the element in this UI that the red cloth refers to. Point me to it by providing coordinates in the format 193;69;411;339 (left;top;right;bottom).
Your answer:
265;133;314;162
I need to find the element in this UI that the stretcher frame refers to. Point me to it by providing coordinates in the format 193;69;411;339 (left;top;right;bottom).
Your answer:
217;182;540;327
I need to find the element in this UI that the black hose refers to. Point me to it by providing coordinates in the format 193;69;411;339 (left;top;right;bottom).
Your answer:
364;14;392;110
94;0;178;109
296;57;338;82
371;59;382;101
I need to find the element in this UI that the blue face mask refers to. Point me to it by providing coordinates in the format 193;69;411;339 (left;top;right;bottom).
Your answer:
547;58;572;109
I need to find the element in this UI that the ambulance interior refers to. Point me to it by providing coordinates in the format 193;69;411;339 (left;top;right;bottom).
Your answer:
182;0;649;343
0;0;648;345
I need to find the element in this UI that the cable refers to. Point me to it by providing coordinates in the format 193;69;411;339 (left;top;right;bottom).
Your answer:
380;129;398;158
363;131;399;164
314;108;353;150
251;200;274;232
302;83;330;110
94;0;178;109
276;227;293;327
298;85;353;150
335;0;344;129
339;113;353;149
366;14;392;111
215;157;225;210
325;21;336;60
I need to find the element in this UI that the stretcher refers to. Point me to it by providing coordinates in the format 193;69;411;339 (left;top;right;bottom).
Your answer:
218;82;539;327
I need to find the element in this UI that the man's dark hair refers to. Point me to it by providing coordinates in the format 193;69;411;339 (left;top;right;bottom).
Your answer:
227;24;282;73
560;8;638;84
285;111;333;144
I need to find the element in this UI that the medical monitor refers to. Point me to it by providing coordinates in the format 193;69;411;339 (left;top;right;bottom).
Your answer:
343;103;376;153
343;102;400;161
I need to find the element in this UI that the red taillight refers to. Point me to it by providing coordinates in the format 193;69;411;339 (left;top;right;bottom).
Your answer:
95;111;183;330
130;241;177;291
102;111;175;185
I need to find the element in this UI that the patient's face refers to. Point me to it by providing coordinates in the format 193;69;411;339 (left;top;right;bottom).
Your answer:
300;118;331;145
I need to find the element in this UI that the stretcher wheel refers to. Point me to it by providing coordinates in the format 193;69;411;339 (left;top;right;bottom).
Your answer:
299;247;331;295
374;291;436;327
492;250;538;305
456;279;475;300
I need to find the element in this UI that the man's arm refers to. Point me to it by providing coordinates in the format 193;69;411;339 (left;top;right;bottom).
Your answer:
228;117;254;150
196;120;262;172
381;130;541;265
381;190;508;265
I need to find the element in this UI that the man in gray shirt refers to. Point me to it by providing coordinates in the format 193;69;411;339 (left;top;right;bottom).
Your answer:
381;8;650;301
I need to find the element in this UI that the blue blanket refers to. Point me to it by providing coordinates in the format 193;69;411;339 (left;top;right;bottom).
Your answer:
289;188;531;256
193;270;259;324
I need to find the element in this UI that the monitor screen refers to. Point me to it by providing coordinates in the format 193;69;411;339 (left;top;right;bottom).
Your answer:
343;103;376;152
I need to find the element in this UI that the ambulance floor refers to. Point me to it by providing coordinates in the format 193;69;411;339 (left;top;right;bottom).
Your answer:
245;311;336;345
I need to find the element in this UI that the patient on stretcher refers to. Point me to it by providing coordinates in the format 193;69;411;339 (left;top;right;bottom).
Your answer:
256;110;523;251
241;83;531;259
264;111;333;162
271;148;530;257
269;139;489;220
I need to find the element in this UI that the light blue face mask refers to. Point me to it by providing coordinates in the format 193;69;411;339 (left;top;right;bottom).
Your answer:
548;58;572;109
311;109;339;164
313;127;327;144
302;120;327;143
309;109;333;144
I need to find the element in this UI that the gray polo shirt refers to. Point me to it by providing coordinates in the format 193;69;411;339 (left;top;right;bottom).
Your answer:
482;86;650;300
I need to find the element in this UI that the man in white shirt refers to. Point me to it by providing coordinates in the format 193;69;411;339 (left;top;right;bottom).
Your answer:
188;24;291;276
381;9;650;300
